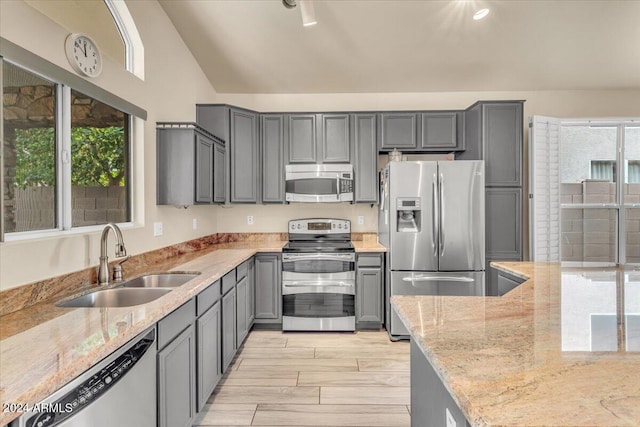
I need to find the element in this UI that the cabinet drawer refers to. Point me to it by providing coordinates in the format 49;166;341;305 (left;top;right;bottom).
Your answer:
357;254;382;267
236;260;249;281
222;270;237;295
158;298;196;349
197;280;221;315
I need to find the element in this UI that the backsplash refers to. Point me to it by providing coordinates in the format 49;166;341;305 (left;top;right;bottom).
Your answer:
0;232;376;317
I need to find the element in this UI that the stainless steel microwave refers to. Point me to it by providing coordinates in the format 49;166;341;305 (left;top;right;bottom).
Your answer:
285;164;354;203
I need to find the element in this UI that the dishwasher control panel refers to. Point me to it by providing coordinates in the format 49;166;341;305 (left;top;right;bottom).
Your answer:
24;331;154;427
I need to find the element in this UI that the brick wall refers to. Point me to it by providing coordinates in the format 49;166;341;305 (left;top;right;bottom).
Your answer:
13;186;126;232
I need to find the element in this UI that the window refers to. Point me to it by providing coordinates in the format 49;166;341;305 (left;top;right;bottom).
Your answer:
590;160;616;182
70;90;129;227
531;117;640;265
2;60;131;236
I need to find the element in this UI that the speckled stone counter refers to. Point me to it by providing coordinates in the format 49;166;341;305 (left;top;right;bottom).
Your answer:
0;233;385;425
392;262;640;426
0;244;279;426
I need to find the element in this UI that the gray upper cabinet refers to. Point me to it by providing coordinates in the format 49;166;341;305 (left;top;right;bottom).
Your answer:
379;112;419;150
351;114;378;203
196;105;260;204
213;142;226;203
157;123;225;206
195;133;213;203
459;101;523;186
288;114;317;163
320;114;350;163
420;112;462;150
261;114;286;203
230;108;260;203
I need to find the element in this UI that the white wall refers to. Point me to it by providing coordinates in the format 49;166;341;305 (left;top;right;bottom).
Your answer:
0;0;218;290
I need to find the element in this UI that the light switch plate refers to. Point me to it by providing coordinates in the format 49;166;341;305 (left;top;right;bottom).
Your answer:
192;218;198;230
445;408;457;427
247;215;254;225
358;215;365;225
153;222;163;237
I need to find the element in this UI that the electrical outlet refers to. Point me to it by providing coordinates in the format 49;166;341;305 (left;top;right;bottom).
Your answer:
247;215;254;225
192;218;198;230
445;408;457;427
358;215;365;225
153;222;163;237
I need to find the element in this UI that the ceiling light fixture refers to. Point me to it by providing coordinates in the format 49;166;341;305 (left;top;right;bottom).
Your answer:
473;8;490;20
282;0;317;27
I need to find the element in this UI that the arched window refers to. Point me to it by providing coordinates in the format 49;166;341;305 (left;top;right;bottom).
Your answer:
104;0;145;79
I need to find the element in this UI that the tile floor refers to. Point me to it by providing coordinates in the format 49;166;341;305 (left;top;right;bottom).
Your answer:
196;330;411;426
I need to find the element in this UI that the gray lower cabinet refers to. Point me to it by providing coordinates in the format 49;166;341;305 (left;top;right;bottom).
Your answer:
222;287;237;371
351;114;378;203
247;257;256;325
157;300;197;427
157;123;225;206
411;340;470;427
495;268;526;296
261;114;286;203
254;254;282;324
196;300;221;412
320;114;350;163
356;253;383;327
288;114;317;163
236;276;249;347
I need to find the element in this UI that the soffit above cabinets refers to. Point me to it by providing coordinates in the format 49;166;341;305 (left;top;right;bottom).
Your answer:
159;0;640;94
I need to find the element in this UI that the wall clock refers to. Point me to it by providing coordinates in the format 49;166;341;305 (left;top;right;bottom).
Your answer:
64;33;103;78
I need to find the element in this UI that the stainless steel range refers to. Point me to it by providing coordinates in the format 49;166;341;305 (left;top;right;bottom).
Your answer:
282;218;356;331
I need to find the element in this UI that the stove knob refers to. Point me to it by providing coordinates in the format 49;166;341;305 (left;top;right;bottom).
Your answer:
297;224;301;229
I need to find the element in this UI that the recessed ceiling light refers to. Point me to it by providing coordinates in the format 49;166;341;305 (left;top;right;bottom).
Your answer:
473;8;490;20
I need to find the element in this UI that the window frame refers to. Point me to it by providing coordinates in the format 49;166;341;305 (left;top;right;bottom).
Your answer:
559;121;640;266
0;55;141;242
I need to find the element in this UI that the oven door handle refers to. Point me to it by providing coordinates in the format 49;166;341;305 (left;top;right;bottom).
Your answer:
282;253;355;262
402;276;475;283
284;281;354;287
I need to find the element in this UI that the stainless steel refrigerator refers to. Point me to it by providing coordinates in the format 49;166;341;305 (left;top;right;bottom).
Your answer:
378;160;485;339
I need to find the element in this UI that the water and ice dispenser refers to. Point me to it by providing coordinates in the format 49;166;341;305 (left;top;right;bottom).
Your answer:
396;198;421;232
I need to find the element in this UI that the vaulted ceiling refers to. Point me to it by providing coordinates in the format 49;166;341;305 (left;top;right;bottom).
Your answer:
160;0;640;94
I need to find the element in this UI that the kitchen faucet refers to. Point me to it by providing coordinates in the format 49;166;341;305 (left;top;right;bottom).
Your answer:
98;223;129;285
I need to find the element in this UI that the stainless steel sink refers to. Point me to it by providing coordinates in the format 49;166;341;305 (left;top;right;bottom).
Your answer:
121;272;200;288
57;288;172;308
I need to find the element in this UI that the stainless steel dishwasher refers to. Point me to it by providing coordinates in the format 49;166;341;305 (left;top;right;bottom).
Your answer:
11;328;156;427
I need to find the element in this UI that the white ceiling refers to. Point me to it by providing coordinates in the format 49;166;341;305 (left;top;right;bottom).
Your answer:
159;0;640;94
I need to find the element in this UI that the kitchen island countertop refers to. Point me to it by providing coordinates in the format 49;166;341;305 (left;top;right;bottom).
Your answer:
392;262;640;426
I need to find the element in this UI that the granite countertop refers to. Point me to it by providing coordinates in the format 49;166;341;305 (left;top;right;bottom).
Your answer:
391;262;640;426
0;237;386;425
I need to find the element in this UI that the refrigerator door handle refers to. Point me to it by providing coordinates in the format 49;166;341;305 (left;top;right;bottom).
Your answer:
439;172;445;257
402;276;475;283
432;174;438;257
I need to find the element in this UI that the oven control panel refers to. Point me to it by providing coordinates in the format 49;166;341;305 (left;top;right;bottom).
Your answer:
288;218;351;234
